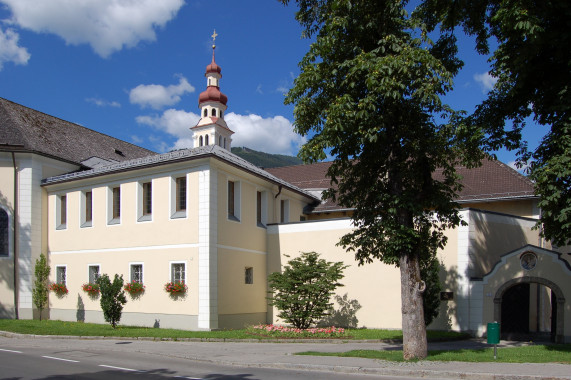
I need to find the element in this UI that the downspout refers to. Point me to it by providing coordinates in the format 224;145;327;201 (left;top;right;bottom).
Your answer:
11;152;19;319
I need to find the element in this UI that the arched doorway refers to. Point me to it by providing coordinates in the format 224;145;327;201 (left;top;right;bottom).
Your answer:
494;277;565;343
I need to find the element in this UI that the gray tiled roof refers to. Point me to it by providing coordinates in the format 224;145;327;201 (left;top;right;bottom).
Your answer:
0;97;154;166
41;145;321;202
267;158;536;213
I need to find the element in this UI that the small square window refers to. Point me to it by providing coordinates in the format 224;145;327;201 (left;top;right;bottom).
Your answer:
171;263;186;284
56;266;67;285
131;264;143;283
88;265;100;283
245;267;253;285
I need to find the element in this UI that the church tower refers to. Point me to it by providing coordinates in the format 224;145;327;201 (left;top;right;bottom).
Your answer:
191;31;234;151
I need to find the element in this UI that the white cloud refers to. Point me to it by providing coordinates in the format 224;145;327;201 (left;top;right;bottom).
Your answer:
256;84;263;94
225;113;304;155
136;109;305;156
474;72;498;93
86;97;121;108
130;76;194;110
1;0;184;58
0;27;30;70
136;108;200;139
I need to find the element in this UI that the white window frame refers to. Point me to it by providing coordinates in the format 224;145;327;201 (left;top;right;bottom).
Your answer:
169;261;186;284
227;179;241;222
256;190;268;228
129;262;144;283
56;194;67;230
80;190;93;228
55;265;67;286
107;185;121;225
87;264;100;284
280;199;290;224
137;180;153;222
170;174;188;219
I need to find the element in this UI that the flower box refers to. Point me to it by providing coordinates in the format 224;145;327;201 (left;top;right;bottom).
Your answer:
49;283;68;295
124;281;145;295
82;283;100;295
164;281;187;294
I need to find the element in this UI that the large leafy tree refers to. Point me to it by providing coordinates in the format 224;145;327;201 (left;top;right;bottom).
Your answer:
280;0;466;359
416;0;571;246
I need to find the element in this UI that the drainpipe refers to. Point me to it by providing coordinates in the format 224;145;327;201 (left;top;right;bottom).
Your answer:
11;152;19;319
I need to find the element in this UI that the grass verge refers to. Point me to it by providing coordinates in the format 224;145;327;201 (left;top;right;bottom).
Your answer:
0;319;468;341
298;344;571;363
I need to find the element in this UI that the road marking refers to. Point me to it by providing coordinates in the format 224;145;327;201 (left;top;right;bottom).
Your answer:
99;364;141;372
42;355;80;363
174;377;203;380
0;348;22;354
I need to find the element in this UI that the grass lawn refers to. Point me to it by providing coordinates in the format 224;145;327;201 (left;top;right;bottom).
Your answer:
298;345;571;364
0;319;468;341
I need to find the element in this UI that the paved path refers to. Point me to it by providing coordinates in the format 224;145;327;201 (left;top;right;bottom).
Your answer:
1;332;569;380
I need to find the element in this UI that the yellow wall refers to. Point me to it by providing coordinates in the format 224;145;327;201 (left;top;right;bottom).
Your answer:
268;220;403;329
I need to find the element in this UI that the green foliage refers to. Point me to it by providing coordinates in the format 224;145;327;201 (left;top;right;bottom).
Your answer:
280;0;470;359
420;255;442;326
231;146;303;168
416;0;571;245
32;253;50;320
96;274;127;328
268;252;348;329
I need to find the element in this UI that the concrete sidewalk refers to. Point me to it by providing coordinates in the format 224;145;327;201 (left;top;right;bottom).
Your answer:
1;332;569;380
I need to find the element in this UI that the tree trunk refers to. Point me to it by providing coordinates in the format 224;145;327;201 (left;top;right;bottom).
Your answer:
400;252;427;360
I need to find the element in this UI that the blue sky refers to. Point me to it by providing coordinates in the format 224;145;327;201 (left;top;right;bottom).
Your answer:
0;0;545;168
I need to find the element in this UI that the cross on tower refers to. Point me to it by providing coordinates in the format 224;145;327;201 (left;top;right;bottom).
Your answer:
211;30;218;48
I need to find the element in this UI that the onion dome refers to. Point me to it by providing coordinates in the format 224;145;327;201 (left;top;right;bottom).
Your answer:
206;56;222;74
199;86;228;105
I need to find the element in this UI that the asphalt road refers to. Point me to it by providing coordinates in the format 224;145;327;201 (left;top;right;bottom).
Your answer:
0;342;425;380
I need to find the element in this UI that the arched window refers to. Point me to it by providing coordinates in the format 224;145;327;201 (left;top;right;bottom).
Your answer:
0;208;8;257
205;135;209;145
199;136;203;146
220;110;223;118
223;138;227;149
212;109;217;117
203;109;207;117
219;136;222;146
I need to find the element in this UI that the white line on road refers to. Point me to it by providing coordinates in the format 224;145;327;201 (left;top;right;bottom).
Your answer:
0;348;22;353
42;355;80;363
99;364;141;372
174;377;203;380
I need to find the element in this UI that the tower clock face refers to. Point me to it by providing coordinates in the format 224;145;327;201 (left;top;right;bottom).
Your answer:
520;252;537;270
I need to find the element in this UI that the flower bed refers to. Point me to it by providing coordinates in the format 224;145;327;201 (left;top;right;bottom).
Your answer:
124;281;145;295
248;324;347;339
81;283;100;296
164;282;187;294
49;283;68;295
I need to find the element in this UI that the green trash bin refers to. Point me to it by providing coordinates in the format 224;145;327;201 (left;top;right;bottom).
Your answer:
487;322;500;344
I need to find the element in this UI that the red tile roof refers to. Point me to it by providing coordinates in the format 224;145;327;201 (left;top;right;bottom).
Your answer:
267;158;535;213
